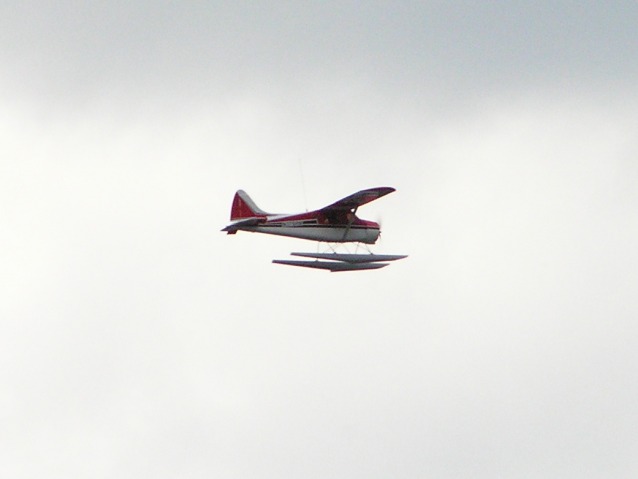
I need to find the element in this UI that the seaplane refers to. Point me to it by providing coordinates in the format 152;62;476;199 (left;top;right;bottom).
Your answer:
222;186;407;272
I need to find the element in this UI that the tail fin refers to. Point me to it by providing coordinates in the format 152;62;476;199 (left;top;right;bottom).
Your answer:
230;190;269;220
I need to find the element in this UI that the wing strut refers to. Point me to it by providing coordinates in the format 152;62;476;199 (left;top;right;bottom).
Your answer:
340;206;357;242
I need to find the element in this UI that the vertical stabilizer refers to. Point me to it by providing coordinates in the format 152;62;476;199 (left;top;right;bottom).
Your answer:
230;190;269;220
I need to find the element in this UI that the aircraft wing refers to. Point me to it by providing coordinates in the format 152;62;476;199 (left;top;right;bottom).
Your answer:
319;187;395;212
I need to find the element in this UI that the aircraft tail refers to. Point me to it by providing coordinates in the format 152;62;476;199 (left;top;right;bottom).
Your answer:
230;190;269;220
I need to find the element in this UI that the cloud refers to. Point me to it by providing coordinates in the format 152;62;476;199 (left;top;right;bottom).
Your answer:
3;2;638;109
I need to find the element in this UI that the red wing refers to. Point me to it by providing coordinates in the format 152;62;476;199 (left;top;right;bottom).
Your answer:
319;187;396;212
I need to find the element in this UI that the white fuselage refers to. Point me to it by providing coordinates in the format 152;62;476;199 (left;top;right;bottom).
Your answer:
239;224;380;244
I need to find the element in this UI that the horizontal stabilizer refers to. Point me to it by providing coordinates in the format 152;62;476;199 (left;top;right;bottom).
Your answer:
290;252;408;263
273;259;388;272
221;217;262;233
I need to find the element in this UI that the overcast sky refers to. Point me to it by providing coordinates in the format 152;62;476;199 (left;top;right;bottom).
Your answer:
2;2;638;478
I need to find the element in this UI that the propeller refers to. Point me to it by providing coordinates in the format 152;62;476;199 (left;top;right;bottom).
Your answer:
375;214;384;243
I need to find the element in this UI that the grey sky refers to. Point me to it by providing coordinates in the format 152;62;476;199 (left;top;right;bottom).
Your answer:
4;2;638;103
2;2;638;478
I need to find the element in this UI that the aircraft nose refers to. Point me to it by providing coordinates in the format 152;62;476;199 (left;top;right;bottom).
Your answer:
368;227;381;244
